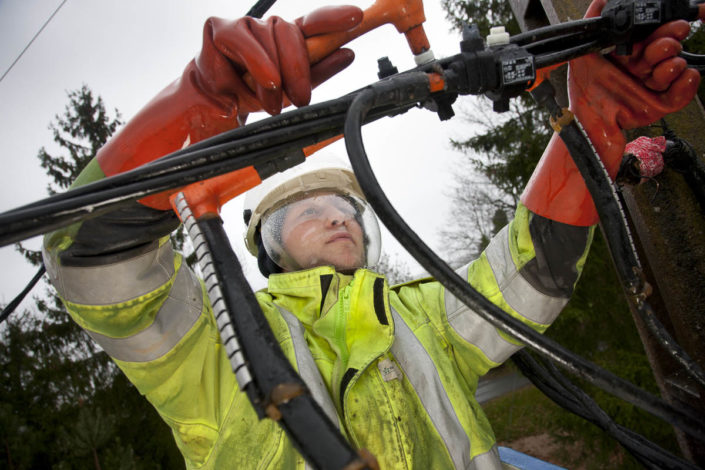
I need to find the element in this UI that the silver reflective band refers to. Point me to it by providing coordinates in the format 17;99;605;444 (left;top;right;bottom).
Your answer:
445;262;522;365
277;305;340;426
485;226;568;324
84;265;203;362
277;305;340;470
468;446;503;470
48;240;175;305
390;308;471;469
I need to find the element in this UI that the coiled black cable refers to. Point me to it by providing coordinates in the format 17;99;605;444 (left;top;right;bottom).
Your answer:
512;350;699;470
343;74;705;441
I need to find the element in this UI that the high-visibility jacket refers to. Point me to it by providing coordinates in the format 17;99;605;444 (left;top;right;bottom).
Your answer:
43;203;593;469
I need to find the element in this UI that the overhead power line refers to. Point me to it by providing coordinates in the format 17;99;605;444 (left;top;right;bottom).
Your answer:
0;0;68;85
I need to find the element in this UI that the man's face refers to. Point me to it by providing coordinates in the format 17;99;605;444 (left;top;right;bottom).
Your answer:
279;194;365;272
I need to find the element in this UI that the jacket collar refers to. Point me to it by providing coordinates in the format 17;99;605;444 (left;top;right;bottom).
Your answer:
267;266;349;327
267;266;394;373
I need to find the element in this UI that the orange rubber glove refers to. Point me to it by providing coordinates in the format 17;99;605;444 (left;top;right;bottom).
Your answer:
521;0;703;226
95;6;363;209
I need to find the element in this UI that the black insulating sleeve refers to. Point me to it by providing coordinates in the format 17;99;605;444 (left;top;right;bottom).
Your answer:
59;202;180;265
557;122;640;285
343;82;705;441
197;216;367;470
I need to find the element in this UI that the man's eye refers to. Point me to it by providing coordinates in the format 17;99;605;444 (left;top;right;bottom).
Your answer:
300;207;318;217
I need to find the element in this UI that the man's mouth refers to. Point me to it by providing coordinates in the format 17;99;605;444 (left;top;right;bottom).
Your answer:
326;232;354;244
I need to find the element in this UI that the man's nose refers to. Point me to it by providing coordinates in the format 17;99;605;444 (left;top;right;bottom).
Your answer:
326;208;350;227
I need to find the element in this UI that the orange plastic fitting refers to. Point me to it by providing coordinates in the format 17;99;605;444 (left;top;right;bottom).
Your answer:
172;136;346;219
169;167;262;221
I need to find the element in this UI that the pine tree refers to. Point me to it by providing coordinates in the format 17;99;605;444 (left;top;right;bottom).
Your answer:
2;85;183;469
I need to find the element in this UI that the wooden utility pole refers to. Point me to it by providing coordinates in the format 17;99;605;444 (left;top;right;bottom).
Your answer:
507;0;705;465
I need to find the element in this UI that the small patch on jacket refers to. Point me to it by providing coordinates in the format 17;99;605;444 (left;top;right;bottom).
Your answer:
378;358;402;382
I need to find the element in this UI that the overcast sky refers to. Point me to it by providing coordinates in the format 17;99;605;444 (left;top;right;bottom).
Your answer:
0;0;483;308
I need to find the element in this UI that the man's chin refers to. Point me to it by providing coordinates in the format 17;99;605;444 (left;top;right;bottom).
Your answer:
332;259;365;274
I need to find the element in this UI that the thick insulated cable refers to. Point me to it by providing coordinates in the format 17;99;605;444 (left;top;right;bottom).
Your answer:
173;193;375;470
0;99;416;247
246;0;277;18
342;76;705;441
510;17;604;47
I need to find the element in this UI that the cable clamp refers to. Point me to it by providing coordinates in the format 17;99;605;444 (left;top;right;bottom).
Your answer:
630;267;653;307
264;383;307;421
550;108;575;133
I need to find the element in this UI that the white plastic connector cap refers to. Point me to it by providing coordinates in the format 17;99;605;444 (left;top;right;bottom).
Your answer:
414;49;436;66
486;26;510;47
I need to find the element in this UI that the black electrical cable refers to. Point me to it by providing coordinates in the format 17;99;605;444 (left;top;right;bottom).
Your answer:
681;52;705;73
246;0;277;19
0;265;45;324
0;131;342;246
343;77;705;441
0;100;416;247
512;351;699;470
681;51;705;65
523;30;600;56
661;122;705;212
511;17;604;47
196;214;372;470
0;0;68;85
533;40;602;69
7;95;359;214
0;87;413;226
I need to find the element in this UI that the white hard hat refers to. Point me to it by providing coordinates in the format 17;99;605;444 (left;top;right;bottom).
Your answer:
243;153;381;273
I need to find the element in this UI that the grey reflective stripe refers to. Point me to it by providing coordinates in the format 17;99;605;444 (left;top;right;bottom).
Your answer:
47;241;175;305
84;265;203;362
390;308;471;469
445;270;521;365
469;446;503;470
446;224;570;364
276;305;340;427
485;225;568;324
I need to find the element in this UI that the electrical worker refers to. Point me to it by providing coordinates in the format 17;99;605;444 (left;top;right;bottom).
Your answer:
42;0;702;468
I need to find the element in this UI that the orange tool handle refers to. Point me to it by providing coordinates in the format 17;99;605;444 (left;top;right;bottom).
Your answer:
172;0;435;220
306;0;430;62
242;0;431;93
